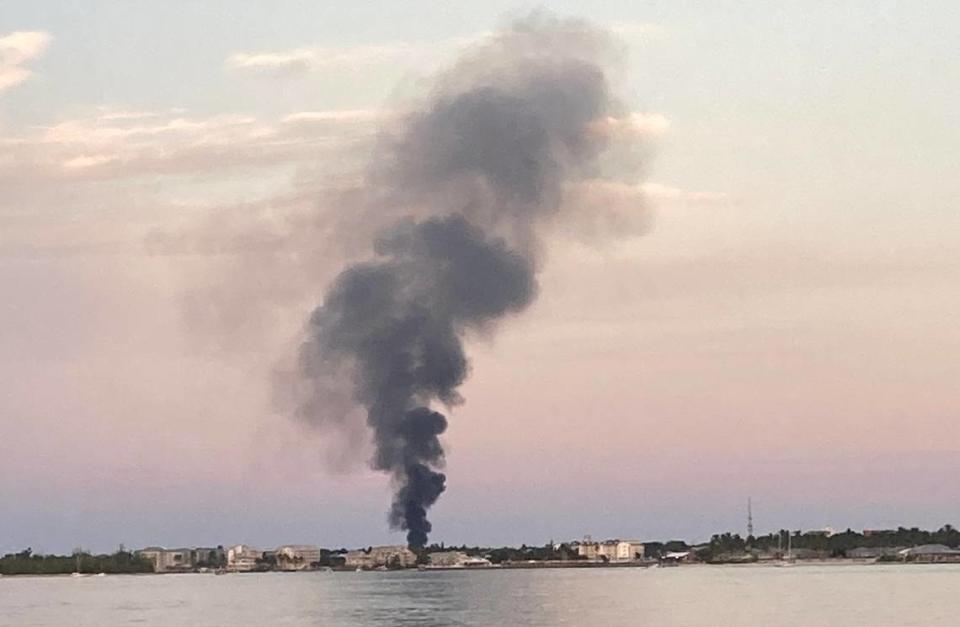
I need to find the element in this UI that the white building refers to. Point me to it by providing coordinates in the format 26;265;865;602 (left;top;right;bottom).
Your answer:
576;541;598;560
276;545;322;571
615;541;645;561
577;539;645;562
344;546;417;569
428;551;470;567
226;545;262;572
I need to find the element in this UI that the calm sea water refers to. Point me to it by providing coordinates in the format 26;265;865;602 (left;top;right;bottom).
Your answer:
1;564;958;626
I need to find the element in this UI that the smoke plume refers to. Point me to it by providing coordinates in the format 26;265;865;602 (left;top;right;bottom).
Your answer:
295;14;643;547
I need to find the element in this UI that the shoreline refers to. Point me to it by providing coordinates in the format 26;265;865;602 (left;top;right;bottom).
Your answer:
4;559;959;577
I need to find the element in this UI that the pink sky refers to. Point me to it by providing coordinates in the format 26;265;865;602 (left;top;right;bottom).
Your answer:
2;5;959;553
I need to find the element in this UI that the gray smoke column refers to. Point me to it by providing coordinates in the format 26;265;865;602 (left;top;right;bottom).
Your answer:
296;14;630;547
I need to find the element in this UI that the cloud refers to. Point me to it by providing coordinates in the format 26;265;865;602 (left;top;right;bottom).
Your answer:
641;182;729;204
0;105;390;267
0;107;385;182
0;31;51;91
589;111;671;139
224;20;667;80
225;43;422;77
225;48;316;75
281;108;390;127
557;178;728;246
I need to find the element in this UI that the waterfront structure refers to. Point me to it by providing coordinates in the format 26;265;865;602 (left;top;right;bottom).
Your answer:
847;547;902;559
597;540;619;561
615;541;645;561
193;547;225;567
343;546;417;569
424;552;494;569
576;539;645;562
898;544;960;563
137;547;194;572
662;551;694;563
428;551;470;567
575;540;597;560
276;545;322;571
226;545;263;572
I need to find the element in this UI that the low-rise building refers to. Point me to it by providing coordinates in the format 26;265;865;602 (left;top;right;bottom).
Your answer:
344;546;417;570
276;545;322;571
899;544;960;563
576;541;598;560
193;547;226;568
577;538;645;562
137;547;194;572
847;547;902;559
226;545;263;572
428;551;470;567
615;541;645;561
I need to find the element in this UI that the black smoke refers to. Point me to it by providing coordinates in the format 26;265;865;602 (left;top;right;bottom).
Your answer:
296;14;632;547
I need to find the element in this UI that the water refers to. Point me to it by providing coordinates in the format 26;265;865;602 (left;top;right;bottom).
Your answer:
1;564;958;626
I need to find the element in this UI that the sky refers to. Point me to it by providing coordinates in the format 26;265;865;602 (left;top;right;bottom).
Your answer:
1;1;958;554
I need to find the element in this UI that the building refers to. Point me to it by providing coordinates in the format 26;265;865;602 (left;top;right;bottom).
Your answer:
661;551;696;564
599;540;621;561
137;547;194;572
898;545;960;563
615;541;645;561
847;547;902;559
343;546;417;570
428;551;470;567
577;539;645;562
226;545;263;572
276;545;322;571
193;547;225;568
576;540;598;560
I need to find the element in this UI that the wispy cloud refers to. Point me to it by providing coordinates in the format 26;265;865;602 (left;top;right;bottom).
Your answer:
589;111;671;139
282;109;389;125
641;182;729;204
0;31;51;91
0;107;386;182
224;20;666;79
225;43;424;77
559;178;728;246
225;48;317;74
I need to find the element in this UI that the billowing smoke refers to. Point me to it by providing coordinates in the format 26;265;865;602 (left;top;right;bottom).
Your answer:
295;14;642;547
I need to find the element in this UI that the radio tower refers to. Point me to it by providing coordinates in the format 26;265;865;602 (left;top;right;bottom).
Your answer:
747;497;754;538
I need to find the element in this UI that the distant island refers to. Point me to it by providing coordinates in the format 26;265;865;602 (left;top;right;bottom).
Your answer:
3;525;959;576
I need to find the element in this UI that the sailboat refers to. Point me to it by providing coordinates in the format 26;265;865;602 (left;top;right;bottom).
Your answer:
71;553;86;577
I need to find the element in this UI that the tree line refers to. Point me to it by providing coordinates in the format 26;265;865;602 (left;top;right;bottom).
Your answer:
645;525;960;561
0;548;154;575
